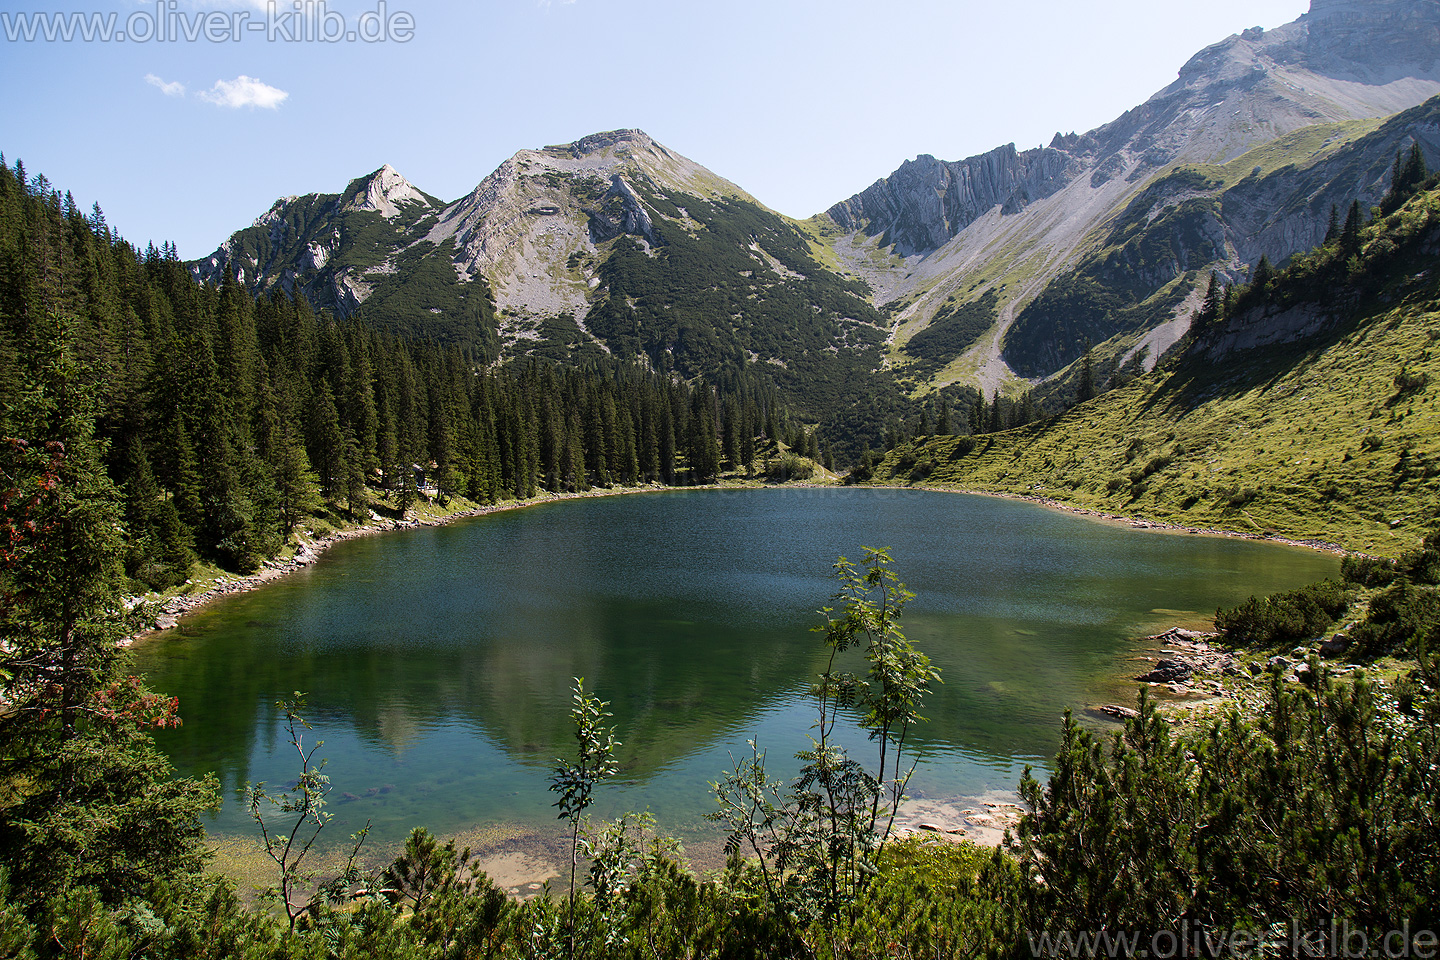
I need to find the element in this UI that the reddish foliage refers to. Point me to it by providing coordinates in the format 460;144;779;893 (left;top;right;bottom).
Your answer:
1;437;65;574
91;676;183;730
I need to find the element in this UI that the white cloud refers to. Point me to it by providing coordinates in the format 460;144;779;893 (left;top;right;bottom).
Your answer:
144;73;186;97
196;75;289;109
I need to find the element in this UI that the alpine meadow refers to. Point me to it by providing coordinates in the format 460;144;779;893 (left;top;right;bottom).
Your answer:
3;0;1440;957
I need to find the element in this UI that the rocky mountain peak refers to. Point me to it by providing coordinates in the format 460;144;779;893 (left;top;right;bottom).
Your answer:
1299;0;1440;76
1307;0;1433;19
560;129;654;157
344;164;431;219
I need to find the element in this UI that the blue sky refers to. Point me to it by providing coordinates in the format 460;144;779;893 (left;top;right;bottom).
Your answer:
1;0;1310;257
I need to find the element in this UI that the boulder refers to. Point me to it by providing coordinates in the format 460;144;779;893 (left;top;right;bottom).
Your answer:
1319;635;1350;659
1135;658;1193;683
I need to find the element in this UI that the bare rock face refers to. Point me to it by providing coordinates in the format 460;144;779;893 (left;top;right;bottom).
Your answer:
1302;0;1440;79
826;144;1080;257
345;164;433;219
587;175;656;244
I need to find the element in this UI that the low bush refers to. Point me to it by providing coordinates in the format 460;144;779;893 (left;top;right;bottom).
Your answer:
1214;579;1350;646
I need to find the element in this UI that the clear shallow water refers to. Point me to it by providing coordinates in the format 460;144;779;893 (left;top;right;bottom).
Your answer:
133;488;1338;848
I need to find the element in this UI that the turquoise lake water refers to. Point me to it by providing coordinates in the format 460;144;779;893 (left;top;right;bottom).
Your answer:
132;487;1338;849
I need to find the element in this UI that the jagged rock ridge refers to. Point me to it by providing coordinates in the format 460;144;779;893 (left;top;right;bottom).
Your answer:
824;0;1440;392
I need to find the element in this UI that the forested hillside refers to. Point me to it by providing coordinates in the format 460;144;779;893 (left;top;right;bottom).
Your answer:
0;157;800;584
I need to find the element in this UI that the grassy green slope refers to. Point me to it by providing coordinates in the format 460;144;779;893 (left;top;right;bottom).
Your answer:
867;185;1440;557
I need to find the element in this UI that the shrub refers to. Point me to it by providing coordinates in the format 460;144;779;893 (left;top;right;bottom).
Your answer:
1343;554;1399;587
1214;579;1350;646
1349;581;1440;658
766;454;815;482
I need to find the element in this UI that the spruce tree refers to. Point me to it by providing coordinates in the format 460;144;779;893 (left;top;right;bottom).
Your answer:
0;314;127;742
1077;342;1096;404
1251;254;1275;293
1340;199;1364;251
1195;271;1223;329
272;420;322;534
1324;203;1341;245
0;314;216;918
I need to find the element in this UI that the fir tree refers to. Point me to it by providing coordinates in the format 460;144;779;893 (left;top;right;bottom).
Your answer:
1076;341;1096;405
1324;203;1341;245
1340;199;1364;252
1251;254;1275;292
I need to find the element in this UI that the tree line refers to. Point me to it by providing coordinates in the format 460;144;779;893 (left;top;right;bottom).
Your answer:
0;157;798;584
1192;142;1434;333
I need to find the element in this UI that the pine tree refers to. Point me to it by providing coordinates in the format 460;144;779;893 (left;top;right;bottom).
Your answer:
343;434;368;515
0;313;127;742
307;384;346;504
1077;342;1096;404
118;433;190;589
1383;143;1430;214
1195;271;1223;329
1340;199;1364;252
272;420;322;534
1402;142;1428;194
0;318;215;920
1251;254;1274;293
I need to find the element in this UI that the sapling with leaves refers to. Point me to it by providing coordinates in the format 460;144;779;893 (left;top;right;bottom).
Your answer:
549;677;620;959
246;692;370;934
711;548;940;925
811;547;940;908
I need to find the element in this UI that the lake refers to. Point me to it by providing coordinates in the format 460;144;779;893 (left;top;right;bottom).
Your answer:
133;487;1338;851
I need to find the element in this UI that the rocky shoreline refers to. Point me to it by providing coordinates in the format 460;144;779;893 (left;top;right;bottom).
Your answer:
1089;625;1367;727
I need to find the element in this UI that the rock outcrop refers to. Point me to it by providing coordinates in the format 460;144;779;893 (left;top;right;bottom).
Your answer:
826;145;1080;257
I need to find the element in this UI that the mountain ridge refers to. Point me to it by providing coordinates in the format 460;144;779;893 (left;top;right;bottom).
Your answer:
827;0;1440;394
190;0;1440;445
862;171;1440;555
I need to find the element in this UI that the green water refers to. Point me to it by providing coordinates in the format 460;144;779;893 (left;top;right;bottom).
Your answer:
133;488;1337;848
